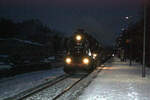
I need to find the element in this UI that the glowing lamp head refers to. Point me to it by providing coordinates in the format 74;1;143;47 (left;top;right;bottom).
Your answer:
82;58;89;65
76;35;82;41
65;57;72;64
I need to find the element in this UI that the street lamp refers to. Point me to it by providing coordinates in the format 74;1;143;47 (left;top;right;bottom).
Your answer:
125;16;129;20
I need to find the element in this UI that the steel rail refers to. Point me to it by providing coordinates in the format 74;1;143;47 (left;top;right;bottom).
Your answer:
4;74;70;100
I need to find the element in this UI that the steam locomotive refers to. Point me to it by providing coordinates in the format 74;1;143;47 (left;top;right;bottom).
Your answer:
64;29;102;74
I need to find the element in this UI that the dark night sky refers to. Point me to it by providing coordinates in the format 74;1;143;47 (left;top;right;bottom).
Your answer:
0;0;143;45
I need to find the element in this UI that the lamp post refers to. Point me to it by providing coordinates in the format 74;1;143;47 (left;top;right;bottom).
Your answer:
125;16;132;66
142;2;147;78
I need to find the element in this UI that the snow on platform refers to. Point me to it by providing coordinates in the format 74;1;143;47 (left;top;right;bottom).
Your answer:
0;67;64;100
78;57;150;100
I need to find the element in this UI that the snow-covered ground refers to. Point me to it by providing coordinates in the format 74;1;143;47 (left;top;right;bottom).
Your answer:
25;76;81;100
1;57;150;100
78;57;150;100
13;38;43;46
0;67;64;100
24;69;101;100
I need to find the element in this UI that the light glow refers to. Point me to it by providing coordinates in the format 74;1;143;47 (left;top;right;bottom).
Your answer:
93;53;97;59
88;49;92;56
125;16;129;19
76;35;82;41
83;58;89;64
65;57;72;64
93;53;97;57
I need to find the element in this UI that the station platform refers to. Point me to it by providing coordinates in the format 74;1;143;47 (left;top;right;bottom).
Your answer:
78;57;150;100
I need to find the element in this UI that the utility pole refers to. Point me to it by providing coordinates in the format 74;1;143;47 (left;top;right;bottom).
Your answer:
142;2;147;77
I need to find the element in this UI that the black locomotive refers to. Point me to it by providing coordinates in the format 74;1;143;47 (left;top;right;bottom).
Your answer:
64;29;102;74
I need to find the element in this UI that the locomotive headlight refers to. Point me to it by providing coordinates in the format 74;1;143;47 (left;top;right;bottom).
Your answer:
92;53;97;59
82;58;89;65
76;35;82;41
93;53;97;57
65;57;72;64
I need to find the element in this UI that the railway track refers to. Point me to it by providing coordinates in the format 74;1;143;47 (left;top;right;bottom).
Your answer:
5;66;104;100
52;73;89;100
4;74;70;100
53;66;104;100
